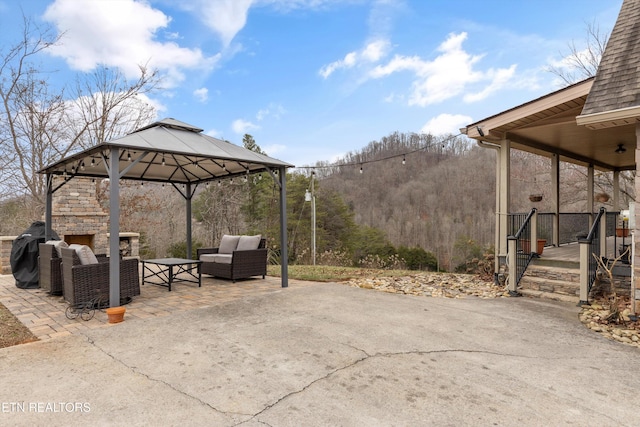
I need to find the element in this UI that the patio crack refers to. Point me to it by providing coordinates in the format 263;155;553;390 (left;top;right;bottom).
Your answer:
83;336;253;420
239;347;543;425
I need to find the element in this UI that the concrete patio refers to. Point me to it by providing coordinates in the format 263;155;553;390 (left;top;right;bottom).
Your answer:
1;272;640;426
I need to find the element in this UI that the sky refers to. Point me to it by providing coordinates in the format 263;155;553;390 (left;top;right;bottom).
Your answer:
0;0;624;168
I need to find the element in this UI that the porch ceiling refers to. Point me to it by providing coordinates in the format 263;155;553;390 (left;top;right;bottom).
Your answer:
465;78;637;171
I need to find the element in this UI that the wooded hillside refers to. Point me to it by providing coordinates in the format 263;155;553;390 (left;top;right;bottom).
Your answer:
315;132;496;271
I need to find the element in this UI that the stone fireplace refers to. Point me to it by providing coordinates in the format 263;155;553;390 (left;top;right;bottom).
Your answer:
51;177;109;253
49;177;140;258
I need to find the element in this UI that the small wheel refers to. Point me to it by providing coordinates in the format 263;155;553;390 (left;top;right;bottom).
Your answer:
80;308;95;321
65;306;79;320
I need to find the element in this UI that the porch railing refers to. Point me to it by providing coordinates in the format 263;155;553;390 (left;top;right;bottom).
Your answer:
579;207;607;305
509;211;621;248
507;208;537;295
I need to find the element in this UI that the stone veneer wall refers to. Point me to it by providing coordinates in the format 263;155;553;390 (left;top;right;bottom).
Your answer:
0;236;17;275
51;177;109;253
0;178;142;275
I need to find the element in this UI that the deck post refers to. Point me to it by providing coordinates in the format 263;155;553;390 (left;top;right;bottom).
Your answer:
530;209;538;256
551;154;560;247
507;237;517;295
579;240;589;305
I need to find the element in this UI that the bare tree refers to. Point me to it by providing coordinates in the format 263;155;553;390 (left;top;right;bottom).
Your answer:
0;16;160;219
0;16;61;203
547;20;609;85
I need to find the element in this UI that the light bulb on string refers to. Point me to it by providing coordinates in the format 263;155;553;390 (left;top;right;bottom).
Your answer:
359;165;363;174
402;155;406;165
161;155;165;166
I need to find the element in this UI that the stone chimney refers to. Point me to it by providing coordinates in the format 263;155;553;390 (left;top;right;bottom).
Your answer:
51;177;108;253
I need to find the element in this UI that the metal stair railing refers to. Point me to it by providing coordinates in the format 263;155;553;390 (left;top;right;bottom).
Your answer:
579;207;607;305
507;208;538;296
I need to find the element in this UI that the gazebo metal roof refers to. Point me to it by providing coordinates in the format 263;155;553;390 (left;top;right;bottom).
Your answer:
39;118;294;183
39;118;293;307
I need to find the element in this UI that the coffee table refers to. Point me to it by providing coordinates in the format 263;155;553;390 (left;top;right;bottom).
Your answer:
142;258;202;291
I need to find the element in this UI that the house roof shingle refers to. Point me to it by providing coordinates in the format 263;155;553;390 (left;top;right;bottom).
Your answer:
581;0;640;116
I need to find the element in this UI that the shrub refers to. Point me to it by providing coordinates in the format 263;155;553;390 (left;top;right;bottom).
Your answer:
397;246;437;271
167;240;204;259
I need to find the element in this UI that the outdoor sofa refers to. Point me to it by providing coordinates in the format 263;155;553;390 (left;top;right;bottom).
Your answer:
60;245;140;306
197;235;267;282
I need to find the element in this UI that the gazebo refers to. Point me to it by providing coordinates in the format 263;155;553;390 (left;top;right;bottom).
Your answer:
38;118;294;307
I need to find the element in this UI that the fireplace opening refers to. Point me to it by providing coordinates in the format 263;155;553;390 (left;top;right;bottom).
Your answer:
64;234;95;250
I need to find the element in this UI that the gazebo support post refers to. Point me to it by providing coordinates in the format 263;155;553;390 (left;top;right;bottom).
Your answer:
45;174;53;242
186;182;192;259
109;147;121;308
279;166;289;288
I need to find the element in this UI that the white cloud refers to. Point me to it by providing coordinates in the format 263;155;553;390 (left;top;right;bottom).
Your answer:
42;0;218;87
205;128;223;138
369;32;516;106
193;87;209;103
262;144;286;156
256;103;286;121
179;0;253;47
319;39;390;79
232;119;260;134
420;113;472;136
463;65;517;102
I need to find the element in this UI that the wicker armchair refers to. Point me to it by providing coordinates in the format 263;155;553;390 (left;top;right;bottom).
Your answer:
197;238;267;282
38;243;64;295
60;247;140;306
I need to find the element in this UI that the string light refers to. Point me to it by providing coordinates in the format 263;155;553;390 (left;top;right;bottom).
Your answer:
295;132;463;173
127;151;132;162
91;158;95;167
80;162;85;171
161;155;165;166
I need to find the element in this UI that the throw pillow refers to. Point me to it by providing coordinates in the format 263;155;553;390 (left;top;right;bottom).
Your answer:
71;244;99;265
218;235;241;254
237;235;261;251
45;240;69;257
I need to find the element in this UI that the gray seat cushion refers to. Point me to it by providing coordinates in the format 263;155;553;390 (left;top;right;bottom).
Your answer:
219;235;240;254
237;235;261;251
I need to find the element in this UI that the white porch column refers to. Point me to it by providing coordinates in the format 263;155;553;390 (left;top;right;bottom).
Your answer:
552;154;560;246
498;139;510;259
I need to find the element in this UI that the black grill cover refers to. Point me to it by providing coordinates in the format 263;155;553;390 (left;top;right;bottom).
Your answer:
10;221;59;289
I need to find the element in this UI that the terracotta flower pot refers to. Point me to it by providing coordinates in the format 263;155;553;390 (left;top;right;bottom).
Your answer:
522;239;546;255
106;306;126;324
616;228;630;237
